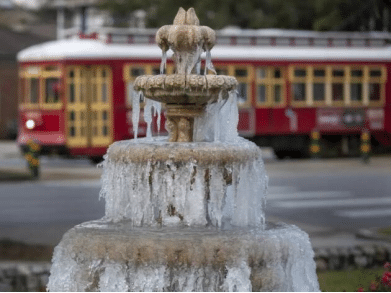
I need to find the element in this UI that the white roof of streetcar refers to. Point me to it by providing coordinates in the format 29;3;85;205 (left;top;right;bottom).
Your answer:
17;39;391;62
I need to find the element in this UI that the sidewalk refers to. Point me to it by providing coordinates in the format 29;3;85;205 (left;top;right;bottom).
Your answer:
0;140;102;181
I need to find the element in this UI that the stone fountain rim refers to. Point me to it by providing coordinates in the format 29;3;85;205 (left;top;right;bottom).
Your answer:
133;74;238;105
106;137;262;165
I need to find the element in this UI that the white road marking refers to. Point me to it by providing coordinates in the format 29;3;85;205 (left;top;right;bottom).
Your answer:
268;191;351;201
337;208;391;218
270;197;391;209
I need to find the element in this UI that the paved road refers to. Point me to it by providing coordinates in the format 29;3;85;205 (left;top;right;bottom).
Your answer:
267;172;391;233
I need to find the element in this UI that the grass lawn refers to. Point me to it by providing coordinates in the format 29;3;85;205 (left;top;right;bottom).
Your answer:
318;268;385;292
378;227;391;236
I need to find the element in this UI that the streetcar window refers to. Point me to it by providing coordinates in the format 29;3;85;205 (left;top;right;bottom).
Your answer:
332;70;344;77
102;83;107;102
235;69;247;77
370;69;382;77
292;83;306;101
153;68;160;75
20;78;26;104
216;68;228;75
45;78;60;104
313;83;325;101
131;68;145;77
294;69;306;77
332;83;344;101
103;126;108;136
237;83;247;104
350;83;362;101
351;70;363;77
69;126;76;137
369;83;381;101
257;68;266;79
257;85;266;103
314;69;325;77
69;84;75;103
30;78;39;104
274;84;282;103
256;67;284;107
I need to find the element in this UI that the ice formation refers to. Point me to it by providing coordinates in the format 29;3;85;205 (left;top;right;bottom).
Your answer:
99;137;267;228
48;223;319;292
48;7;319;292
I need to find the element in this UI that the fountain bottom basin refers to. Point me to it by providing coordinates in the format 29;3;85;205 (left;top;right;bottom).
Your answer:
47;221;319;292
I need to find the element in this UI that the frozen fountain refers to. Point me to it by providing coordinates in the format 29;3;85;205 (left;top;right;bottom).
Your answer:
48;8;319;292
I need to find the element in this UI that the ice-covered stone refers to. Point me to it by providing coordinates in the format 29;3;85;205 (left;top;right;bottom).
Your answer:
48;222;319;292
99;137;267;228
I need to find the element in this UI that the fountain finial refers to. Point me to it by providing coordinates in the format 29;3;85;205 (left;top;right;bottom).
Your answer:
134;7;237;142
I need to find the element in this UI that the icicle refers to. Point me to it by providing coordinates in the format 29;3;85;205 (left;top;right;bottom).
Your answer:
144;98;153;139
213;92;225;142
196;58;201;75
160;50;167;74
219;90;239;142
205;49;216;75
131;85;142;140
143;98;162;139
153;101;162;133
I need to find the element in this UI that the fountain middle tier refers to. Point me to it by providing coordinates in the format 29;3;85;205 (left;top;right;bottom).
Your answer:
100;137;267;228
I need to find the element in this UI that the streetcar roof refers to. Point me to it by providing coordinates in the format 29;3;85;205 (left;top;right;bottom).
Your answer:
17;38;391;62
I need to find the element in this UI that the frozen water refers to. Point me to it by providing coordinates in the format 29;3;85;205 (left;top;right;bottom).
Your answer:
47;223;319;292
99;137;267;228
193;90;239;142
143;98;162;139
130;88;143;140
204;49;216;75
49;26;319;292
160;50;167;74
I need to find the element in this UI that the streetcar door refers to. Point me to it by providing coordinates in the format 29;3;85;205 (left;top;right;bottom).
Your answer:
90;66;112;147
66;67;89;148
65;65;113;149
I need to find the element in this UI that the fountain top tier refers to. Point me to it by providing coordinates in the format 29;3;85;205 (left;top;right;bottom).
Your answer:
133;8;237;142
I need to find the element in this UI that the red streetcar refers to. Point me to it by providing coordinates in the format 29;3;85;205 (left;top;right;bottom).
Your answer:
17;30;391;161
